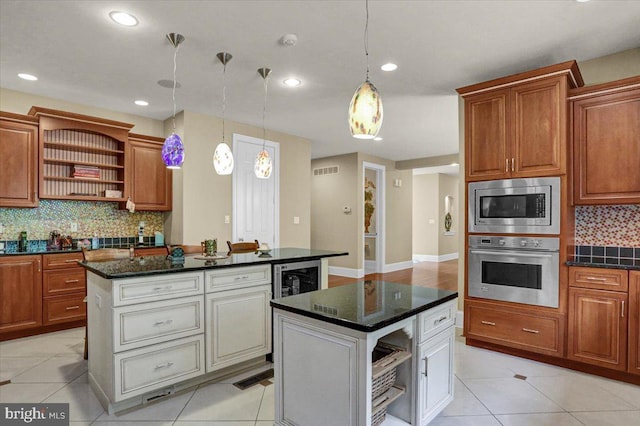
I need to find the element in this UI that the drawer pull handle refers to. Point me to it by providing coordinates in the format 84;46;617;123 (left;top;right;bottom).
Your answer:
64;259;79;263
423;356;428;377
522;328;539;334
481;321;496;326
154;319;174;326
154;362;174;370
65;305;80;310
152;285;173;292
433;316;448;326
234;275;250;281
622;301;625;318
585;276;607;281
65;279;80;284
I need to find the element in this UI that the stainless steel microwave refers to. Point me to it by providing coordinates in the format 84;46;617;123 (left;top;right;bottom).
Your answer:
468;177;560;234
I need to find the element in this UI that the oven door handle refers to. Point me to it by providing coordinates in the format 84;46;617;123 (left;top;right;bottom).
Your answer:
469;249;557;259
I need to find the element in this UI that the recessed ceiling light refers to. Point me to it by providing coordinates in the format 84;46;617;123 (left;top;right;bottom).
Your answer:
18;73;38;81
109;11;138;26
380;63;398;72
134;100;149;106
373;137;383;141
283;78;301;87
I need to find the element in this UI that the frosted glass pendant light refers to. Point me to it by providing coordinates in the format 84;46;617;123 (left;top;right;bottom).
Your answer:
254;67;272;179
348;0;383;139
162;33;186;169
213;52;234;175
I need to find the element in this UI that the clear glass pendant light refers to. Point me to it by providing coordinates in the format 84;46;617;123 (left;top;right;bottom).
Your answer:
213;52;234;175
255;67;272;179
348;0;383;139
161;33;186;169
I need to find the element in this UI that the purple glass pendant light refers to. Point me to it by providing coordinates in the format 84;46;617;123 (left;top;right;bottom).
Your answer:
162;33;186;169
254;67;273;179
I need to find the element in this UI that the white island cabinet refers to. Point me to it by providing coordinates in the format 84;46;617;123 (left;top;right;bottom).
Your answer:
272;281;457;426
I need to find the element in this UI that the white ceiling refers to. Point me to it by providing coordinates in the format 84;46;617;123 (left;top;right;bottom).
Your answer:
1;1;639;162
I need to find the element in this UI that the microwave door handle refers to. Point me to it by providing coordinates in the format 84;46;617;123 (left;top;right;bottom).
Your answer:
469;250;555;259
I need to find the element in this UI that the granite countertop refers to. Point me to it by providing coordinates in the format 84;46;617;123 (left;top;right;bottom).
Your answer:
0;248;82;256
80;248;348;279
566;259;640;271
271;280;458;332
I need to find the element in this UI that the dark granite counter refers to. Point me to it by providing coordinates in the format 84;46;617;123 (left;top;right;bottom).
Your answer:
80;247;348;279
271;280;458;332
566;260;640;271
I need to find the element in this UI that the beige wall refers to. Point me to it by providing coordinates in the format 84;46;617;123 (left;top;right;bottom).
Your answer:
412;174;439;256
311;152;413;272
0;88;164;136
166;110;312;248
579;48;640;86
438;173;459;255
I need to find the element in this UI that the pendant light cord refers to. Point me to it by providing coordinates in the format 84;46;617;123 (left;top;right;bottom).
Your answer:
262;73;268;149
222;61;227;144
171;44;181;133
364;0;370;81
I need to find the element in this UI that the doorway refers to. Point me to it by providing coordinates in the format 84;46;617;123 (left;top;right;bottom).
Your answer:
232;134;279;249
363;162;385;274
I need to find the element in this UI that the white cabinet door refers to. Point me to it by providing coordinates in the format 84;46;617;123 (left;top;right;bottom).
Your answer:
417;327;454;425
205;284;271;372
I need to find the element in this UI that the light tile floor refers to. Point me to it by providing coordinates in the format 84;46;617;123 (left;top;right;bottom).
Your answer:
1;327;639;425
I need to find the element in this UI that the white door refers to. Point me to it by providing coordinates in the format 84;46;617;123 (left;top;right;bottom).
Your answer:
232;134;279;248
363;162;385;274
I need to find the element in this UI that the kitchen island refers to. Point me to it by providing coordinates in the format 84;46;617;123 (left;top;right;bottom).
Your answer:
271;281;458;426
79;248;346;414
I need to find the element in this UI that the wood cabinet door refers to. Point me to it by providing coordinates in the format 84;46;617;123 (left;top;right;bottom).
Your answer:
0;255;42;333
0;117;38;207
464;89;509;181
568;288;627;371
511;76;566;177
573;87;640;204
128;134;172;211
630;271;640;375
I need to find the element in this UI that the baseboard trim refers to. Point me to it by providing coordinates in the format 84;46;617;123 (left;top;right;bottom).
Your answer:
382;261;413;273
413;252;459;263
328;266;364;278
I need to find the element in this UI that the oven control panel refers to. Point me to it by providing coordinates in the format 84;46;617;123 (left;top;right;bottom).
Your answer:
469;235;559;251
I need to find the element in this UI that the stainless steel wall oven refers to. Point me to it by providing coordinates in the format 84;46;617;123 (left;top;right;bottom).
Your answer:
468;236;560;308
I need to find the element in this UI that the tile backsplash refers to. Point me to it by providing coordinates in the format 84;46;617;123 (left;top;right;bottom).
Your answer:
0;200;163;241
575;205;640;247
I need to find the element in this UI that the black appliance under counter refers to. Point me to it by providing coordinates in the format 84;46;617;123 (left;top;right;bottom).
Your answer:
270;280;458;332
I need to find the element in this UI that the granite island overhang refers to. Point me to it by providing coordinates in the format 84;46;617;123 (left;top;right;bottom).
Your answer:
270;281;458;426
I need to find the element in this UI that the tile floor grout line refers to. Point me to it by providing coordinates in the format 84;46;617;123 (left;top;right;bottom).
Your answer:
453;372;496;417
171;379;201;424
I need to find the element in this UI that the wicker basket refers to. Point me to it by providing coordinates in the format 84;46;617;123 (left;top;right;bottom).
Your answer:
372;367;397;400
371;407;386;426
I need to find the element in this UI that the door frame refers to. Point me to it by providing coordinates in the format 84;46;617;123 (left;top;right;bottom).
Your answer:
363;161;385;274
232;133;280;248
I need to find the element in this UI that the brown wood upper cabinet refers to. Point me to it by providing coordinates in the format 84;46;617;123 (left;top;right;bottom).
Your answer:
458;61;583;181
0;112;39;207
126;134;172;211
570;76;640;204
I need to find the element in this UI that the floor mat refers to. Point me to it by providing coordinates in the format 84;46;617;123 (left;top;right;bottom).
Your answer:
233;368;274;390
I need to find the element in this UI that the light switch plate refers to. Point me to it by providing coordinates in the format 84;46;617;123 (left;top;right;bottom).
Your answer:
224;215;230;224
70;222;78;232
293;216;300;224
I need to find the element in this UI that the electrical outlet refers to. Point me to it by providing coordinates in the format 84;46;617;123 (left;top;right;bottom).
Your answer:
293;216;300;225
70;222;78;232
224;215;230;224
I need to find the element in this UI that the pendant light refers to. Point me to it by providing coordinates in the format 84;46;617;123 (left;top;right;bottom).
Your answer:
161;33;186;169
348;0;383;139
213;52;234;175
254;67;272;179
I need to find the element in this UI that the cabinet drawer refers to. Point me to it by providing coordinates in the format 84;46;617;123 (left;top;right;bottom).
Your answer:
418;299;456;343
43;293;86;325
113;295;203;352
43;269;86;296
205;264;271;293
43;252;83;269
114;335;204;401
465;302;565;357
569;267;628;292
113;272;203;306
